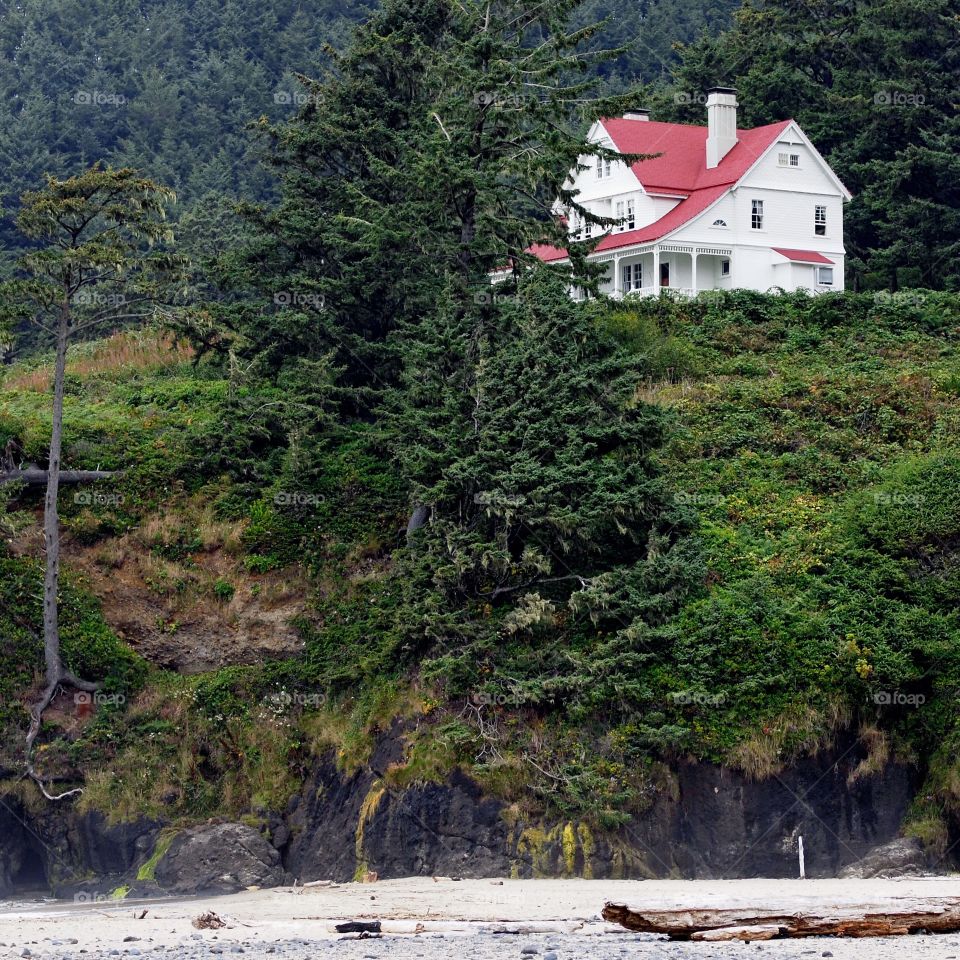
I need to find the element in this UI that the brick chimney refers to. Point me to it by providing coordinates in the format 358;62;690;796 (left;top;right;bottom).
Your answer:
706;87;738;168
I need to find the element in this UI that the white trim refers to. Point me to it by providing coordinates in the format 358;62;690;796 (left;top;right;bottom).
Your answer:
764;122;852;201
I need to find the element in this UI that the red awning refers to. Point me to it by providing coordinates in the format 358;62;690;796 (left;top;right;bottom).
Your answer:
772;248;835;264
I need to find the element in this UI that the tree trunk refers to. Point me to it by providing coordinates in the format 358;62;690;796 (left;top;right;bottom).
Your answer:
26;302;100;800
42;307;69;684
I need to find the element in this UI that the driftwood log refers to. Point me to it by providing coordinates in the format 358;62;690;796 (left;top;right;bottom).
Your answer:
0;468;117;486
602;896;960;940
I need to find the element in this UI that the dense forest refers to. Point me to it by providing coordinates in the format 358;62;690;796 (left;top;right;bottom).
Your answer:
0;0;959;881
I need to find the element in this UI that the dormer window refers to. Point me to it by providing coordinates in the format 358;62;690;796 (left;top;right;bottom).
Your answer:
626;199;635;229
711;218;728;228
778;152;800;167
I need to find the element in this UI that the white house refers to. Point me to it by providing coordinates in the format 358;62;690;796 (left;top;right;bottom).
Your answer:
527;88;851;296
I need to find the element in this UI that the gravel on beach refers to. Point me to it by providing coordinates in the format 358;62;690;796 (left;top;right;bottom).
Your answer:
6;929;960;960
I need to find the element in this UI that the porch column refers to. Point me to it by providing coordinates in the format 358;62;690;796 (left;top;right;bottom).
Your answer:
653;247;660;291
691;252;698;293
613;255;621;297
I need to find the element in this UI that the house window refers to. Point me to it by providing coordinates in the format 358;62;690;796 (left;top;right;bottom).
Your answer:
626;199;635;229
596;156;612;179
605;158;612;177
815;205;827;236
778;152;800;167
596;157;603;179
721;259;730;276
572;214;581;241
751;199;764;229
622;262;642;292
660;262;670;287
615;201;624;231
711;218;728;228
817;266;834;286
584;220;592;239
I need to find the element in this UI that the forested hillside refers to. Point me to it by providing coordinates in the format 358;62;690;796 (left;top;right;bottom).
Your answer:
0;0;371;271
0;0;958;887
3;291;960;846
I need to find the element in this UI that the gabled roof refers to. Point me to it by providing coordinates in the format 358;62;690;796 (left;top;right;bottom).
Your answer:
529;116;809;263
773;247;835;264
601;118;793;194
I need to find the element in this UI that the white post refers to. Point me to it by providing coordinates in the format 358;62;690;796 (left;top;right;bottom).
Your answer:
653;247;660;293
613;255;621;297
691;252;698;294
798;836;805;879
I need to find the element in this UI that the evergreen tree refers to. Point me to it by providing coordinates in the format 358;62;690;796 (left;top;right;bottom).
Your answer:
390;270;699;701
664;0;960;289
216;0;646;414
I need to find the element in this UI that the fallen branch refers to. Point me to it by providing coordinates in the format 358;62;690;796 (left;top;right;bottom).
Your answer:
602;896;960;940
0;468;118;486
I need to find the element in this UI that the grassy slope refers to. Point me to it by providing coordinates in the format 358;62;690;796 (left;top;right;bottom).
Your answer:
2;293;960;846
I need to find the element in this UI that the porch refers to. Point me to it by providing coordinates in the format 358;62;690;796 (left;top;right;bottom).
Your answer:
596;243;734;298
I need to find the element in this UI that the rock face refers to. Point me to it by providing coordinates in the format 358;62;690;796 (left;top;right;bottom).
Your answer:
838;837;930;878
152;823;285;894
286;732;921;881
0;731;939;896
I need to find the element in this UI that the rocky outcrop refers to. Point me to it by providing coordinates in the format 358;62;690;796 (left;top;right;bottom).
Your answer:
0;731;940;898
286;732;920;881
152;823;285;894
839;837;931;878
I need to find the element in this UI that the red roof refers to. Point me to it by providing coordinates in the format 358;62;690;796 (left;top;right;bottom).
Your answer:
529;117;794;262
602;118;793;193
772;247;834;264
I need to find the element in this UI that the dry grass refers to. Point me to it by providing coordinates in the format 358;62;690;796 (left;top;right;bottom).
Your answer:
634;376;701;407
2;331;193;392
728;699;851;780
846;723;891;785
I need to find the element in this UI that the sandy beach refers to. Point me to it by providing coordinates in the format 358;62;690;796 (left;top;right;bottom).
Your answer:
3;878;960;959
